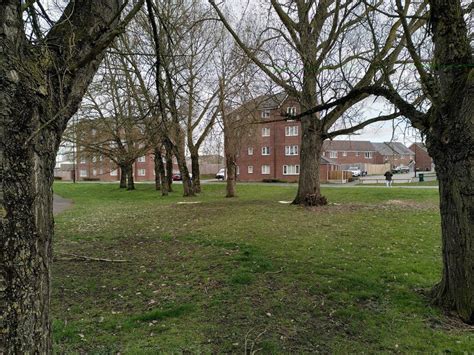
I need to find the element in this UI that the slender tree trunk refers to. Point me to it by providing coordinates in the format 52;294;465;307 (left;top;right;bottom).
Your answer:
175;151;194;197
119;165;127;188
153;149;161;190
165;147;173;193
127;163;135;191
190;150;201;193
225;153;237;198
293;116;325;206
154;148;168;195
1;108;57;353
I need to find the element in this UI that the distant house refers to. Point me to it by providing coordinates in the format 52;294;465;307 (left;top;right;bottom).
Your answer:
409;143;433;171
372;142;414;168
322;140;378;168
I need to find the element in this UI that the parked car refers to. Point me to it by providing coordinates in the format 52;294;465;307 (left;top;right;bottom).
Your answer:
347;166;362;177
392;165;410;174
215;168;226;180
172;172;192;181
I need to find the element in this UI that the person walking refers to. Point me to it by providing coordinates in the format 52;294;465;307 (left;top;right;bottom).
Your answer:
384;170;393;187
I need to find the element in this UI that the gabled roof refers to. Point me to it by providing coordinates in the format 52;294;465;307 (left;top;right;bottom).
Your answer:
373;142;413;156
320;156;338;165
228;92;289;117
409;142;428;152
323;140;375;152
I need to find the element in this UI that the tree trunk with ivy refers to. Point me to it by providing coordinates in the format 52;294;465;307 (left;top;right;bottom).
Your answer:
0;1;142;351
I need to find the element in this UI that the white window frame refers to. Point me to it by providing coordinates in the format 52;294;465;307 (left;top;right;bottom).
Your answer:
365;151;373;159
92;168;97;176
342;151;347;157
329;151;337;159
138;168;146;176
285;126;298;136
261;146;270;155
247;147;254;155
285;145;298;156
283;165;300;175
79;157;86;164
79;169;87;177
261;165;270;175
236;166;240;175
261;110;270;118
137;156;146;163
262;127;270;137
286;106;297;116
248;165;254;174
110;169;118;176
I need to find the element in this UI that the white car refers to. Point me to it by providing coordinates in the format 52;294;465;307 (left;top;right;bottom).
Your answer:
348;166;362;177
215;168;226;180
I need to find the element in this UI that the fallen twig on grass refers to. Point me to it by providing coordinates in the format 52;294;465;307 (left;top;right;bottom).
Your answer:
55;253;128;263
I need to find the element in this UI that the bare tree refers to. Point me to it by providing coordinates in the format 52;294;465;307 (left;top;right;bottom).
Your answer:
209;0;425;205
0;1;144;351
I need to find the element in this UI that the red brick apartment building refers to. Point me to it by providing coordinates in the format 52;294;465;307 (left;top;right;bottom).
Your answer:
234;93;416;182
234;93;339;182
409;143;433;171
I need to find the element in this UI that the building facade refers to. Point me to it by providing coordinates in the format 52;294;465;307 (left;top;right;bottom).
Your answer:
234;93;416;181
409;143;433;171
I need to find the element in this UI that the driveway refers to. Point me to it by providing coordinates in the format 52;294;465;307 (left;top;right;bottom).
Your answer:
53;194;73;215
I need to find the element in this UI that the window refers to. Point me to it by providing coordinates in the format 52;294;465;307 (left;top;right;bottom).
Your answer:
261;110;270;118
248;165;254;174
261;165;270;175
261;146;270;155
262;127;270;137
355;152;360;156
322;151;326;157
99;155;104;162
79;170;87;177
99;168;104;175
283;165;300;175
92;169;97;176
365;152;373;159
248;147;254;155
236;166;240;175
138;169;146;176
329;151;337;158
110;169;118;176
91;128;97;136
92;156;97;163
342;151;347;157
137;156;146;163
285;145;298;156
287;106;297;116
80;157;86;164
285;126;298;136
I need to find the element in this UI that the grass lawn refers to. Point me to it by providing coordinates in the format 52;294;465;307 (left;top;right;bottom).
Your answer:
52;182;472;353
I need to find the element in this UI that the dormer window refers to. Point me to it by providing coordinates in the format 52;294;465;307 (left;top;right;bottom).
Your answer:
261;110;270;118
287;106;297;116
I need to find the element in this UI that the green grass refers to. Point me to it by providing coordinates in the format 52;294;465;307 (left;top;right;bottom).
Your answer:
52;182;472;353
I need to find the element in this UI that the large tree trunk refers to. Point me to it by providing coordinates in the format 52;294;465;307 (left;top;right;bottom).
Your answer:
1;108;57;352
293;116;325;206
225;154;237;198
190;150;201;193
127;163;135;191
426;0;474;324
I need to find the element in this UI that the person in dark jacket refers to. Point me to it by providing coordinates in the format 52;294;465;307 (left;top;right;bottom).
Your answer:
384;170;393;187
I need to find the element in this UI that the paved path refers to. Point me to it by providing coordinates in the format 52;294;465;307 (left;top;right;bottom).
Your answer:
53;194;73;215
